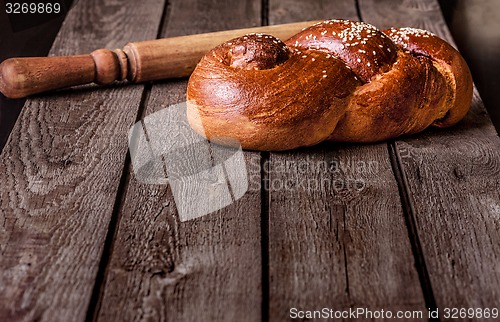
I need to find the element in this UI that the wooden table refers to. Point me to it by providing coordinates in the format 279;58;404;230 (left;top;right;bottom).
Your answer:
1;0;499;321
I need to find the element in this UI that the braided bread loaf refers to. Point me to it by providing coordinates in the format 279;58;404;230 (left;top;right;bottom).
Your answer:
186;20;473;151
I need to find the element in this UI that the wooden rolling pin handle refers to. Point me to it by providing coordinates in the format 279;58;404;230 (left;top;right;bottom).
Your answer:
0;49;128;99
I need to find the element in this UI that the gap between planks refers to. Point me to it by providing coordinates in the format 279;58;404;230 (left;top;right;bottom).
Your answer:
387;142;439;317
357;2;440;316
84;0;171;318
260;2;270;321
260;151;270;322
87;0;262;321
85;84;154;322
355;0;439;315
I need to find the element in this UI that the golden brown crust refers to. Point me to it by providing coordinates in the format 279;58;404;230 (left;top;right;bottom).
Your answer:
187;20;473;151
382;27;473;128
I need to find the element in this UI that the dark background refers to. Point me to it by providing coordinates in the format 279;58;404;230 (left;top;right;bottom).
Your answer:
0;0;499;152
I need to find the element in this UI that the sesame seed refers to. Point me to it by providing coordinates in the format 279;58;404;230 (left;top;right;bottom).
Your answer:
367;62;371;67
312;58;316;61
322;70;327;73
357;58;361;63
302;55;307;58
323;75;327;78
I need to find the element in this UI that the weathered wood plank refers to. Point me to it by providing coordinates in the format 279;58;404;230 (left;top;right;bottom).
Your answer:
94;1;264;321
267;1;426;320
360;0;500;313
0;1;166;321
269;0;357;24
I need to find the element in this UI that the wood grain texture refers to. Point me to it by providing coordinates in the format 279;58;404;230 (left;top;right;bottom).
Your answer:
0;0;166;321
267;1;426;320
360;0;500;313
269;0;358;24
267;145;428;320
94;1;264;321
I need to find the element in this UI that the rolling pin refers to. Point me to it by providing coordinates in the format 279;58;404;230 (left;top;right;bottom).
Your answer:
0;21;317;99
